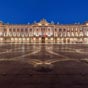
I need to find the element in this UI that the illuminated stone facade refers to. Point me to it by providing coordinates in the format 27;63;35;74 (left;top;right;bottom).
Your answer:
0;19;88;44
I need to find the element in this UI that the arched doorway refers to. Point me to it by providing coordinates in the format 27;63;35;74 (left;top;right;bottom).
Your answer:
54;37;57;43
42;37;45;43
67;39;70;44
63;39;66;43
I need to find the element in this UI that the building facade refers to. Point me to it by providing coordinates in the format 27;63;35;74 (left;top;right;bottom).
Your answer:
0;19;88;44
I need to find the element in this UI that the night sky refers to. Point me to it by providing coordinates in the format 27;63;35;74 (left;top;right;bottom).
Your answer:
0;0;88;24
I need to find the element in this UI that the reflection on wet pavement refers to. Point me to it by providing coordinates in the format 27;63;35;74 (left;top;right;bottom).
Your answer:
0;44;88;88
0;44;88;66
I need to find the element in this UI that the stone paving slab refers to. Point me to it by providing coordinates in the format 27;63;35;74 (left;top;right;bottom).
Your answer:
0;44;88;88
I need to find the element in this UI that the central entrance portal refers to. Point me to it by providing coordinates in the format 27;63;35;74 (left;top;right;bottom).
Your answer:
42;37;45;43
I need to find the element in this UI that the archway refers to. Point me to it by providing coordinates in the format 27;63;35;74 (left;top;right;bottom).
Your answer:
42;37;45;43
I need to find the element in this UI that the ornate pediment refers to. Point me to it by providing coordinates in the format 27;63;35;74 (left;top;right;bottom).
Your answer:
38;19;49;26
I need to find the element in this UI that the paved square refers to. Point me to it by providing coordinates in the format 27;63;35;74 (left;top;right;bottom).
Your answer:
0;43;88;88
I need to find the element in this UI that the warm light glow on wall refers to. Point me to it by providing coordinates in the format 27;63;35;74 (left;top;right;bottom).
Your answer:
33;38;36;40
45;23;48;26
45;38;48;40
38;23;42;26
15;38;18;40
11;38;14;41
0;32;2;36
57;38;59;40
87;32;88;36
19;38;21;41
27;38;29;40
0;19;88;44
39;38;41;40
0;38;3;41
51;38;53;40
23;38;25;40
86;23;88;26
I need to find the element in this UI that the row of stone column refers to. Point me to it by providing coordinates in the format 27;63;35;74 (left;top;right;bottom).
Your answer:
2;27;87;37
0;37;87;44
1;31;87;37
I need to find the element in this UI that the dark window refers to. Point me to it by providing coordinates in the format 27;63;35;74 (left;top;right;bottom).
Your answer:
55;29;57;32
59;29;62;32
36;29;38;32
17;29;19;32
48;29;50;32
30;29;32;32
9;28;12;32
25;28;28;32
13;28;15;32
21;29;24;32
4;28;7;32
63;29;66;31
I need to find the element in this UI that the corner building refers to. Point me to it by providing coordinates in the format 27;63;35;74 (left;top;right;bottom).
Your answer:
0;19;88;44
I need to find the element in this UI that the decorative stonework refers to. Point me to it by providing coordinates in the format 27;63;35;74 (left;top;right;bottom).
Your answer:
0;19;88;44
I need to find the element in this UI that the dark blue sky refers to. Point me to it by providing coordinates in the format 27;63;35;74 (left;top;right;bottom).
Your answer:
0;0;88;24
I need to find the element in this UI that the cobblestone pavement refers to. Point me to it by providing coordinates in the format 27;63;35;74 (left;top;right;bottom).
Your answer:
0;43;88;88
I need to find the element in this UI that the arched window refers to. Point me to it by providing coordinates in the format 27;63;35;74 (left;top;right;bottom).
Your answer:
25;28;28;32
63;28;66;32
9;28;12;32
21;29;24;32
48;28;50;32
67;28;69;32
13;28;15;32
4;28;7;32
59;28;62;32
37;29;38;32
17;29;19;32
76;28;78;31
55;28;57;32
30;28;32;32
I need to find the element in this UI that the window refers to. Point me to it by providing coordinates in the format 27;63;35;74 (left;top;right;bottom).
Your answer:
13;28;15;32
63;29;66;32
30;28;32;32
4;28;7;32
21;29;24;32
55;29;57;32
9;28;12;32
17;29;19;32
59;29;62;32
37;29;38;32
25;28;28;32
